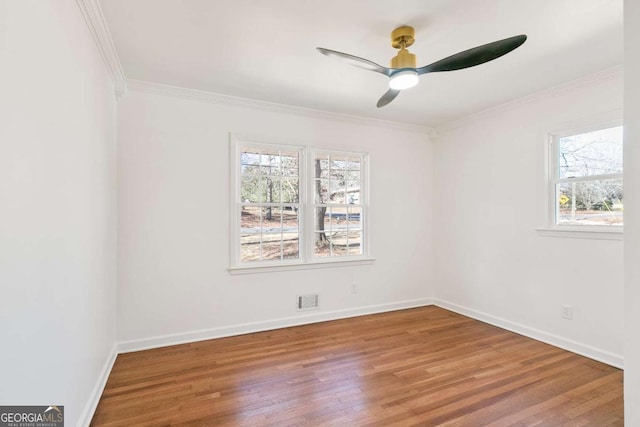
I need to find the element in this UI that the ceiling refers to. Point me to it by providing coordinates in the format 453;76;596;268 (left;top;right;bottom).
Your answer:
99;0;623;128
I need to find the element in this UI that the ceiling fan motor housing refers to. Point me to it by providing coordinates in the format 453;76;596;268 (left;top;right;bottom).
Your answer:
390;26;417;68
391;49;416;69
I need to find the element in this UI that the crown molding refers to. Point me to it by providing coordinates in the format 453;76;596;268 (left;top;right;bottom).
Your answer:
126;79;436;137
76;0;127;95
436;65;623;133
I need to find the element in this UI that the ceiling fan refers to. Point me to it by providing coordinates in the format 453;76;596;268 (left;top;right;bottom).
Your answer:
317;26;527;108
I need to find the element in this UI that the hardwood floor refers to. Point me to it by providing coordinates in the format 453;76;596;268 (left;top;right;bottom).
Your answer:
91;306;623;426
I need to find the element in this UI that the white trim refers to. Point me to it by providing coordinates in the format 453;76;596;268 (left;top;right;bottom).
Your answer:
433;299;624;369
77;344;118;427
228;257;376;274
556;173;623;184
229;135;239;268
536;227;623;240
546;111;624;138
126;79;434;136
117;298;434;353
437;66;623;132
75;0;127;95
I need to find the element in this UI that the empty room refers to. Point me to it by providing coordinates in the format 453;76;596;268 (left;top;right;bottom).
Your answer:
2;0;640;426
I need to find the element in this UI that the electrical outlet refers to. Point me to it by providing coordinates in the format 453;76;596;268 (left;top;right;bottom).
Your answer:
350;282;358;294
561;304;573;320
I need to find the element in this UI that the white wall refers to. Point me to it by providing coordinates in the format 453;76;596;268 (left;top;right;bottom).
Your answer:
116;88;434;347
0;1;117;426
624;0;640;422
433;70;624;366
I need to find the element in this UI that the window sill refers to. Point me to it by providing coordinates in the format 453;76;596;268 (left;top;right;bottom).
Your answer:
228;257;376;275
536;227;623;240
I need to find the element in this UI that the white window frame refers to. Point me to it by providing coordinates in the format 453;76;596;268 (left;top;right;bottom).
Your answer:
229;134;373;273
537;112;623;240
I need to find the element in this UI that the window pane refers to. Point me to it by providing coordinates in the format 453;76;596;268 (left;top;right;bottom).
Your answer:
241;164;260;176
314;233;331;257
344;158;361;170
345;170;360;184
314;155;330;179
282;166;299;177
331;187;359;204
558;126;623;178
280;151;299;179
260;153;273;166
312;207;363;258
347;189;360;205
240;205;260;230
240;205;262;262
556;179;623;226
242;176;283;203
255;177;270;203
314;179;330;203
327;230;349;257
240;206;300;262
314;206;331;257
240;175;260;203
348;207;361;230
241;152;260;166
347;231;362;255
327;179;345;203
260;240;283;260
314;207;330;232
328;207;343;230
281;178;299;203
270;177;283;203
281;209;300;259
239;148;299;204
260;164;278;175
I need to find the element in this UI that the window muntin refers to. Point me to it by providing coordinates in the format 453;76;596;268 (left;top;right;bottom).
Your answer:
551;126;623;227
232;137;368;269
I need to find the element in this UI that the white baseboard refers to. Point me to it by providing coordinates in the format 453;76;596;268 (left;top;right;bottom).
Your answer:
118;298;434;353
433;299;624;369
78;343;118;427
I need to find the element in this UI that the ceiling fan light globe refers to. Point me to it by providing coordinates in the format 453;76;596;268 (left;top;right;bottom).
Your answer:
389;70;419;90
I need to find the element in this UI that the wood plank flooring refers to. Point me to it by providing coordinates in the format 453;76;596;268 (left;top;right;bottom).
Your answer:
91;306;623;426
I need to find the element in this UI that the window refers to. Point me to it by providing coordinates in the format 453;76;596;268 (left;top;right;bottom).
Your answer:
313;152;364;258
237;144;302;262
230;136;369;271
548;125;623;229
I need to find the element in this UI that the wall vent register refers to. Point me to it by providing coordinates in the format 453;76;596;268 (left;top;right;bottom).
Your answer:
297;294;319;311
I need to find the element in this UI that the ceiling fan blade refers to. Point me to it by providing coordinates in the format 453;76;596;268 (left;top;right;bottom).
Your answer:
417;34;527;75
317;47;392;76
377;89;401;108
